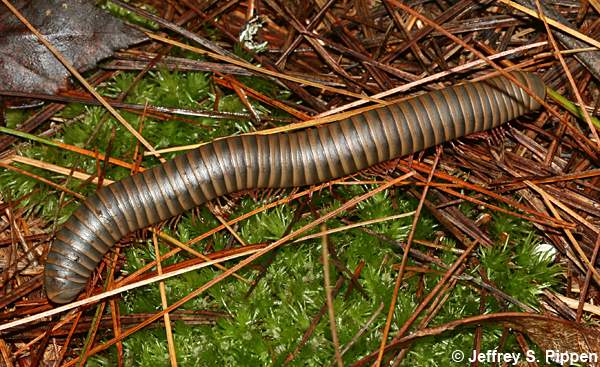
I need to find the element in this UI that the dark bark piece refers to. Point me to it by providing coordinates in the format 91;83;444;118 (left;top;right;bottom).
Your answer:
0;0;146;94
515;0;600;82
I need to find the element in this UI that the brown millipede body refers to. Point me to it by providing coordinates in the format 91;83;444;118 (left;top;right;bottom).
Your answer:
44;71;546;303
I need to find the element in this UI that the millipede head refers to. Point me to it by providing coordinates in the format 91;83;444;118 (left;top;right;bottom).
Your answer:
44;268;86;304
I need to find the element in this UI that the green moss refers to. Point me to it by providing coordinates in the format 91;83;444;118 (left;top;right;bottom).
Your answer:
479;233;561;309
101;1;160;30
4;109;30;129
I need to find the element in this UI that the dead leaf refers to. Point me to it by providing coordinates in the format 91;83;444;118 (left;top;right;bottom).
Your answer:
0;0;146;94
504;314;600;366
356;313;600;367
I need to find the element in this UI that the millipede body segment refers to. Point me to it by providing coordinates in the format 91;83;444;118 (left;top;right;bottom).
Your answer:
44;71;546;303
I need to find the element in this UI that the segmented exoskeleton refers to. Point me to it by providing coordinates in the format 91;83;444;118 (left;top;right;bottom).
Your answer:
45;71;546;303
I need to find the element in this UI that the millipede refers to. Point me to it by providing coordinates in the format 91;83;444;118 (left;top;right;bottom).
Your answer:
44;71;546;303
